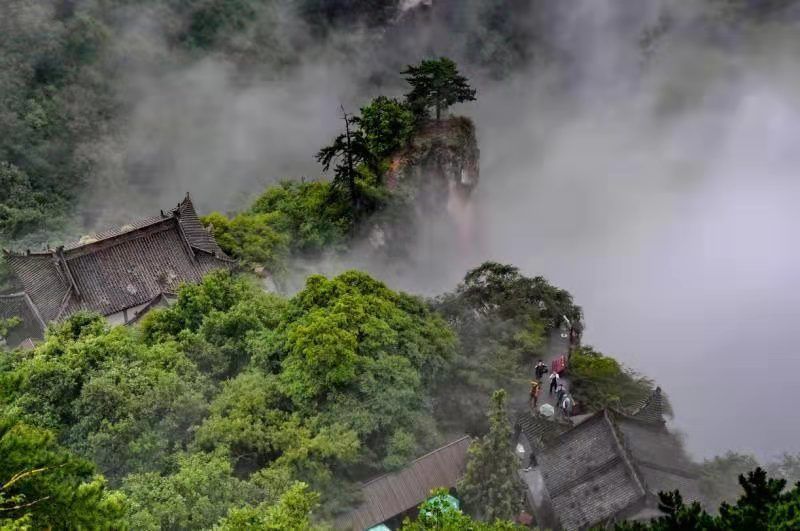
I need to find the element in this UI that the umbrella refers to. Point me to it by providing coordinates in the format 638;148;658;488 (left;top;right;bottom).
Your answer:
539;403;555;417
422;493;461;518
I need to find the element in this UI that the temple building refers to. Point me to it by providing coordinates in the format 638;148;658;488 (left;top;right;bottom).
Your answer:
1;195;234;347
518;388;703;530
336;436;471;530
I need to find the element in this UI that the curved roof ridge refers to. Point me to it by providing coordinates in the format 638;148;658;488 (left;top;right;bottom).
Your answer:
630;387;666;425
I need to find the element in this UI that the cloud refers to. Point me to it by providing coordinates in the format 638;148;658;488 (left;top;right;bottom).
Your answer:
77;0;800;460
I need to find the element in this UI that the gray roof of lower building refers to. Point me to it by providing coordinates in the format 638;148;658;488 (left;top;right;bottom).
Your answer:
336;436;471;531
531;408;703;530
538;411;647;530
0;292;46;346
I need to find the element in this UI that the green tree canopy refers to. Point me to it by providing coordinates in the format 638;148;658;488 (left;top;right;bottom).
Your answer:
401;488;522;531
402;57;477;120
0;317;22;343
122;449;263;530
214;481;322;531
568;346;653;412
273;270;456;472
250;180;350;255
457;389;524;521
614;467;800;531
0;416;127;529
202;211;289;271
356;96;416;160
432;262;580;433
316;108;378;215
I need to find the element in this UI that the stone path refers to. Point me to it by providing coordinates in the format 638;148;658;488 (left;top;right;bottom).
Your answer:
532;328;572;414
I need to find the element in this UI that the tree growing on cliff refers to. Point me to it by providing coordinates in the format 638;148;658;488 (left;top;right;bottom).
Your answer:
457;389;524;521
402;58;476;120
316;106;376;215
355;96;416;159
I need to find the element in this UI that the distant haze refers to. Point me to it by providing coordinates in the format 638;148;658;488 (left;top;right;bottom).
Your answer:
80;0;800;460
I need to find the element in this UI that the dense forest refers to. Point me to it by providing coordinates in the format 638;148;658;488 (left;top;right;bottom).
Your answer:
1;262;590;528
3;0;800;529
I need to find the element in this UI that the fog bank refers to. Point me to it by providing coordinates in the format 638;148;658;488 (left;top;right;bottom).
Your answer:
82;0;800;460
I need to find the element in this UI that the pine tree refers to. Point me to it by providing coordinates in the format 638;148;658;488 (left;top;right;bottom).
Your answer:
402;57;477;120
316;106;376;215
458;389;524;521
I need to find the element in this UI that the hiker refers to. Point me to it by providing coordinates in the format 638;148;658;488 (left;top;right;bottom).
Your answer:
529;380;541;409
562;395;574;417
548;371;559;395
534;360;548;380
555;384;566;411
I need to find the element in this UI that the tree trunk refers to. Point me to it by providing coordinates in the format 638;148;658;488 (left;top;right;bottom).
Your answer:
343;110;358;214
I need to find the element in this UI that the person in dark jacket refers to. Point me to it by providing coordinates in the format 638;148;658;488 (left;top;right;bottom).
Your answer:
534;360;548;380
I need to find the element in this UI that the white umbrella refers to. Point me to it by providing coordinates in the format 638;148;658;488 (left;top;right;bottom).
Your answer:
539;403;555;417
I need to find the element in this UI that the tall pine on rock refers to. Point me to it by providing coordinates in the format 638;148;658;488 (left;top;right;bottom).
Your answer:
402;57;476;120
458;389;524;521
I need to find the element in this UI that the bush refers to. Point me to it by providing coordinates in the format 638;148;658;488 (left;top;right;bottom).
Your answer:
250;181;351;255
202;211;289;270
568;346;653;412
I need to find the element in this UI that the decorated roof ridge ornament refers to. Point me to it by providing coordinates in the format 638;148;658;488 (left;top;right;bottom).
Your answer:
631;386;666;425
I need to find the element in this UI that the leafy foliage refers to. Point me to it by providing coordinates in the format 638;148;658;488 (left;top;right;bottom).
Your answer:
433;262;580;432
0;268;464;527
401;488;522;531
250;180;351;255
215;481;322;531
699;451;762;509
403;57;477;120
317;108;380;215
614;467;800;531
457;390;524;521
274;271;456;472
0;416;127;529
356;96;416;160
202;211;289;270
568;346;654;412
0;317;22;342
123;449;263;530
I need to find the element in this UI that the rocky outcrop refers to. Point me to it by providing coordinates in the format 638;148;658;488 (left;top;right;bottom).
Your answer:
386;116;479;209
365;117;480;259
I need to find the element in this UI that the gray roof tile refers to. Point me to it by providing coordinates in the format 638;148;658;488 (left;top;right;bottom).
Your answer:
5;196;233;324
337;436;471;530
0;292;46;346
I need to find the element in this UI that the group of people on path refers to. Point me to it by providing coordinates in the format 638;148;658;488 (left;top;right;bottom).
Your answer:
529;360;573;417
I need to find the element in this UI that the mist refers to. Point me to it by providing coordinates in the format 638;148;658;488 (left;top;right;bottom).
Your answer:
78;0;800;460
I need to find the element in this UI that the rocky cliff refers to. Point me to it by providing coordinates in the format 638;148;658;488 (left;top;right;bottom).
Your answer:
365;117;480;260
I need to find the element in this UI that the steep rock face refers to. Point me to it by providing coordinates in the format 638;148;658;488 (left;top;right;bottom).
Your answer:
367;117;480;259
387;116;479;210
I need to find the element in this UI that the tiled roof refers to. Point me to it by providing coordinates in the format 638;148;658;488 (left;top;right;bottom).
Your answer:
0;292;46;346
629;387;667;425
4;195;233;324
336;436;471;531
538;411;646;531
614;414;702;503
515;411;571;450
531;407;703;530
4;253;70;323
